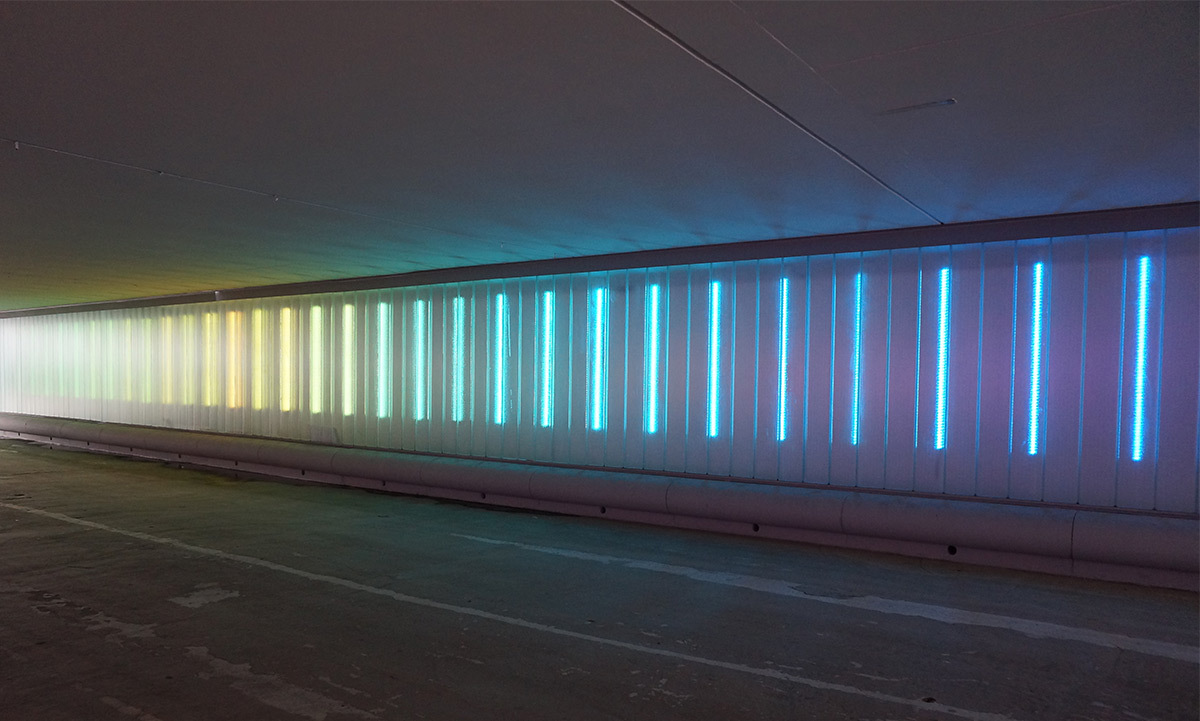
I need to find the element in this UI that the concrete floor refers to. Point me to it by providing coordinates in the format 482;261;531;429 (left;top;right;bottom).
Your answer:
0;439;1196;721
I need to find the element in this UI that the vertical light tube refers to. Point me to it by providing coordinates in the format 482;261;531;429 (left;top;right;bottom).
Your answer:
851;272;863;445
934;267;951;450
1131;256;1150;461
413;299;428;421
141;318;154;404
493;293;508;425
251;308;265;410
310;305;324;414
181;314;196;406
777;278;789;441
539;290;555;428
377;301;392;419
342;303;356;416
226;311;243;409
1028;262;1045;455
646;284;661;434
589;286;609;431
162;316;174;405
123;319;133;402
707;280;722;438
451;297;466;422
913;268;923;448
202;312;218;407
279;308;294;412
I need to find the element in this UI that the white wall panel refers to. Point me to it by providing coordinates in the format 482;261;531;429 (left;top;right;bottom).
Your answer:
1;230;1195;513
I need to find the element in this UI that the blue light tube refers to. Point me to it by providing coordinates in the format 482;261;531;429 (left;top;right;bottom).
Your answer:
1131;256;1150;461
413;300;428;421
934;267;950;450
494;293;508;425
707;280;721;438
777;278;789;441
590;287;608;431
451;297;465;422
646;284;661;434
377;302;392;419
540;290;554;428
1027;262;1045;455
851;273;863;445
913;268;923;448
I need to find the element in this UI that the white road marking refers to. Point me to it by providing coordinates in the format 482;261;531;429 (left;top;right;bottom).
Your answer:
1;501;1018;721
453;533;1200;664
169;586;240;609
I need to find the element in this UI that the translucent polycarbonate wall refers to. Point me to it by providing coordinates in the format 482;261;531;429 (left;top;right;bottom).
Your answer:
1;228;1196;512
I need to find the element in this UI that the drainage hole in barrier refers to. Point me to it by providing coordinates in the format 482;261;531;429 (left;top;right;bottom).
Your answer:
752;523;760;533
600;506;607;514
300;469;306;476
922;697;937;704
947;545;958;556
480;492;487;500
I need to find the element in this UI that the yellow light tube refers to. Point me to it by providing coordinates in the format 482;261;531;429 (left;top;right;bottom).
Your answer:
279;308;294;412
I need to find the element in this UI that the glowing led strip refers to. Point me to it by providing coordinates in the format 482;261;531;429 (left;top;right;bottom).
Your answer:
202;312;218;407
181;315;196;406
452;297;466;422
777;278;789;442
540;291;554;428
161;316;174;405
413;300;428;421
226;311;243;409
1131;256;1150;462
310;306;324;414
342;304;356;416
850;273;863;446
707;280;721;438
251;309;265;410
646;284;661;435
1027;262;1045;455
494;293;509;425
590;287;608;431
934;268;950;451
279;308;294;412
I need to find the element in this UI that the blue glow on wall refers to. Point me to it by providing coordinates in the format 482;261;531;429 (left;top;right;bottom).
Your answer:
413;299;428;421
589;287;609;432
707;279;721;438
850;272;863;446
934;267;951;451
1131;256;1151;462
645;283;661;435
494;293;509;425
539;290;554;428
777;277;789;442
451;296;466;422
1027;262;1045;454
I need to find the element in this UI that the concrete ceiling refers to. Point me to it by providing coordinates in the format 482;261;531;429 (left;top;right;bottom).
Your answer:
0;1;1195;311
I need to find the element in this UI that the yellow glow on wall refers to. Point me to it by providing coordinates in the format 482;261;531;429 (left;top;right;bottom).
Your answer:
251;308;265;410
161;316;174;405
342;303;356;416
310;305;324;414
181;314;196;405
202;312;218;406
226;311;244;409
141;318;154;403
279;307;294;412
89;319;100;400
123;319;133;402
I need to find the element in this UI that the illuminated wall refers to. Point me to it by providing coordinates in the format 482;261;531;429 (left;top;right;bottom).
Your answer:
1;228;1196;513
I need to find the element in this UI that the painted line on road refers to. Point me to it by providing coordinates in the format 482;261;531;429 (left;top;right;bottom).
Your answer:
453;533;1199;664
0;501;1018;721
